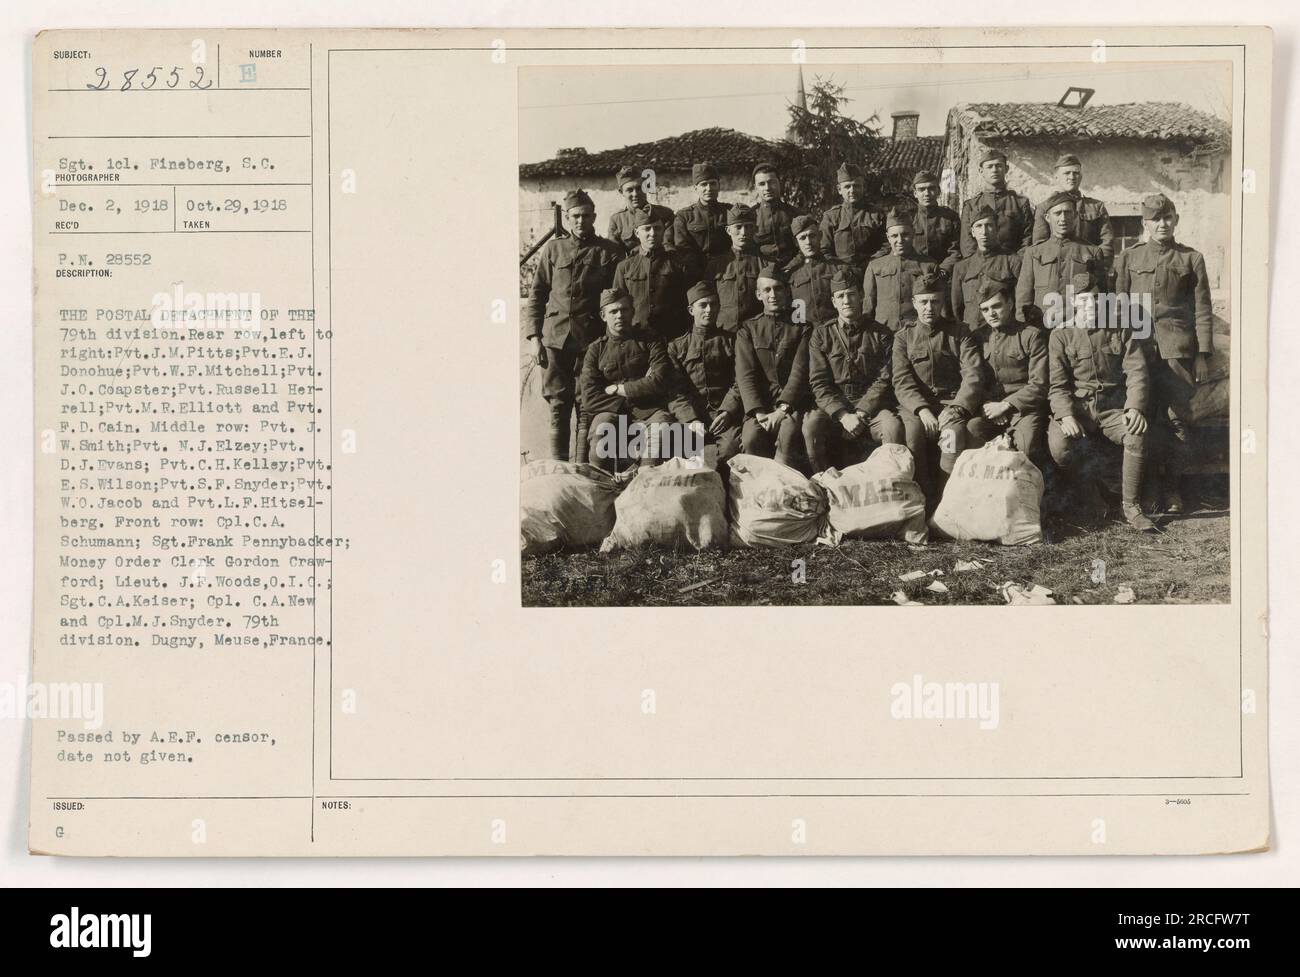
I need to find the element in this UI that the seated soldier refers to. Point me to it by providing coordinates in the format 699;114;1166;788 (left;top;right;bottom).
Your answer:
734;263;816;470
666;281;743;470
892;270;984;502
580;287;674;476
1047;272;1157;532
805;268;905;473
966;276;1050;472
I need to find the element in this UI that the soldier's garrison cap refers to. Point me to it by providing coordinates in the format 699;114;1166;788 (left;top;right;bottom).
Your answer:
978;148;1008;166
691;162;719;183
599;286;632;310
752;160;780;179
686;281;719;305
727;204;757;226
836;162;864;183
977;276;1015;303
563;189;594;210
1070;271;1101;295
830;268;857;293
615;165;642;188
1053;153;1082;169
1141;193;1177;219
912;270;946;296
1041;190;1078;213
632;207;664;229
969;204;997;226
884;207;913;231
912;169;940;187
790;214;818;237
756;261;789;284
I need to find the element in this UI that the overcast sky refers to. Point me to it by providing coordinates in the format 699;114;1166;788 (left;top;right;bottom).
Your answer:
519;61;1232;163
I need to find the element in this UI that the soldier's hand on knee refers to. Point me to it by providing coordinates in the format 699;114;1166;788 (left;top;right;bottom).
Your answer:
937;405;964;428
983;400;1011;421
840;411;867;439
1124;408;1147;435
918;408;939;435
709;413;730;437
1059;416;1083;439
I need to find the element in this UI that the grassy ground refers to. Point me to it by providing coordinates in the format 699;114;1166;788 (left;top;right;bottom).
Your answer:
522;478;1230;607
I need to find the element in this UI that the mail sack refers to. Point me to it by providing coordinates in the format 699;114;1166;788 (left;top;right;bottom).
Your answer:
930;442;1044;545
520;461;621;556
813;443;928;545
726;453;828;547
600;458;727;551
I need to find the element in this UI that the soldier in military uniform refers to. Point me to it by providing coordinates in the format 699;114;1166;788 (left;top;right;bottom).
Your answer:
908;169;962;276
708;204;764;334
665;281;743;470
892;270;984;501
606;164;676;256
820;163;886;276
525;189;624;462
580;287;675;475
1016;191;1106;327
863;209;938;332
1047;272;1156;532
734;263;816;469
785;215;845;328
965;276;1050;472
950;204;1023;329
672;161;732;284
805;268;905;473
612;210;688;340
750;161;803;265
1031;154;1113;269
1113;193;1215;513
959;149;1034;258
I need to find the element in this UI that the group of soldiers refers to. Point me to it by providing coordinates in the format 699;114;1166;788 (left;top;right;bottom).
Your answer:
524;149;1216;531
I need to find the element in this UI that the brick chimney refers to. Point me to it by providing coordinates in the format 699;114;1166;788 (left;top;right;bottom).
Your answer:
891;110;919;142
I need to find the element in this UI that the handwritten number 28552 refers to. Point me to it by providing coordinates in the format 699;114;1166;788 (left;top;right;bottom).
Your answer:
85;66;211;91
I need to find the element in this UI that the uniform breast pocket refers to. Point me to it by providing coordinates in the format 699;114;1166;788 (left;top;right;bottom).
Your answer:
752;343;776;372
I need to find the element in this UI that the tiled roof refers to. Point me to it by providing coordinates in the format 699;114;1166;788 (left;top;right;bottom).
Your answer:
519;127;947;185
867;135;946;184
519;127;782;180
947;102;1229;146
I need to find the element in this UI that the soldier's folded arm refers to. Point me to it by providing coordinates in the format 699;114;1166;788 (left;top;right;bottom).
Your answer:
579;342;613;415
622;339;672;403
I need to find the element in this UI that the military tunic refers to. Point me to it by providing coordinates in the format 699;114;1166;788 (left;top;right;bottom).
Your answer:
950;250;1024;328
753;199;803;265
960;188;1035;258
785;252;846;328
1031;190;1113;263
708;247;764;334
612;249;689;340
606;202;677;256
1016;237;1106;320
862;252;937;332
818;202;887;272
909;205;963;276
671;200;733;282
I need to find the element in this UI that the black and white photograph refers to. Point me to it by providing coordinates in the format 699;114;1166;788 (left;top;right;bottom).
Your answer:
518;61;1234;607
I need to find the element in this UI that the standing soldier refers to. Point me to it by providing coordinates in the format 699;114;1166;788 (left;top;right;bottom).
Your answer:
612;211;688;340
959;149;1034;258
672;161;732;284
709;204;764;334
1113;192;1214;513
965;276;1050;472
525;188;624;462
1047;272;1156;532
666;281;743;470
863;209;937;332
785;216;845;328
819;161;886;273
1016;191;1105;325
606;164;676;256
892;270;984;502
951;205;1023;329
735;263;817;468
580;287;675;474
908;169;962;276
751;161;803;265
1031;154;1113;269
805;268;906;473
